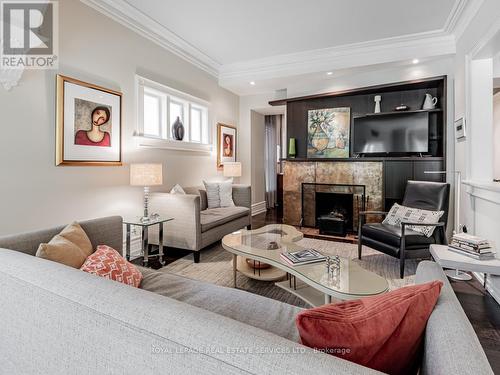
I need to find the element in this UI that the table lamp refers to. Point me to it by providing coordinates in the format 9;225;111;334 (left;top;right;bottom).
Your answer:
130;163;163;222
223;162;242;178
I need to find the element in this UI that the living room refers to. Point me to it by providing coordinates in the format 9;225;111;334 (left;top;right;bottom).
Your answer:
0;0;499;374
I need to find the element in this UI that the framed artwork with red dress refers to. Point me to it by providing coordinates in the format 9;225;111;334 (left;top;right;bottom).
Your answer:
56;75;122;166
217;123;237;169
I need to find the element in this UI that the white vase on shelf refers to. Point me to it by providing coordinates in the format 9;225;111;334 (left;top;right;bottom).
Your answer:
374;95;381;113
422;93;438;109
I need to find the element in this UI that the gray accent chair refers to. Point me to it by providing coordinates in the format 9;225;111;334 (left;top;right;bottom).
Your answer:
0;216;494;374
148;184;251;263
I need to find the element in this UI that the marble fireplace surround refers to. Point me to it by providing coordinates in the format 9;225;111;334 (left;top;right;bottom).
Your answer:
283;161;383;228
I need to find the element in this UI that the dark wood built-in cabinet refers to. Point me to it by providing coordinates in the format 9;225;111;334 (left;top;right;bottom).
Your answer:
384;159;444;209
271;76;448;212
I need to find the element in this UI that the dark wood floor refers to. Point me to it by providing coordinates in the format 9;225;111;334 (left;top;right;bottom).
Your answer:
146;208;500;372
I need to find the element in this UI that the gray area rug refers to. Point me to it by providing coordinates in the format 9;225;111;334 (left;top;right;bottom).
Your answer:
161;238;419;308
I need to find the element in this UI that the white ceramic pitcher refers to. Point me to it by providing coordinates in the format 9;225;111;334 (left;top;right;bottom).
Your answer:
422;93;438;109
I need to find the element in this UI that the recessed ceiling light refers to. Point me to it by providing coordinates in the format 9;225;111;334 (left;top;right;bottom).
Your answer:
326;72;333;75
250;81;256;85
412;59;419;64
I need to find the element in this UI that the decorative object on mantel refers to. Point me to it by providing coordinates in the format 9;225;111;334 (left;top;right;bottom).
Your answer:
217;123;237;169
130;163;163;222
455;118;466;141
394;104;409;111
288;137;296;158
374;95;381;113
422;93;438;110
307;107;350;158
171;116;185;140
56;75;122;166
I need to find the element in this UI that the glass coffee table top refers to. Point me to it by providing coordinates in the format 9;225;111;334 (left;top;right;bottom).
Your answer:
222;224;389;304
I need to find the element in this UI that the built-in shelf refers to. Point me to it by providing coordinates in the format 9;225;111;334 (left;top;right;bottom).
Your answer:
354;108;442;119
282;156;444;162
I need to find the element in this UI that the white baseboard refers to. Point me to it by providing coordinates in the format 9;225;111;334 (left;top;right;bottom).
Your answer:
251;201;267;216
472;272;500;305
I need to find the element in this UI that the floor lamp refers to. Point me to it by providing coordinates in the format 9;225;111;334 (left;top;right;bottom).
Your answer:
424;170;472;281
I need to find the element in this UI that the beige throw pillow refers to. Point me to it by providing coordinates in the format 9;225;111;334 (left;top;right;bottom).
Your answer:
203;179;234;208
36;222;94;268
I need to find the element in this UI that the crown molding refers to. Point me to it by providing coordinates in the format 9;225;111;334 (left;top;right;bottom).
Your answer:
80;0;484;92
219;31;456;85
80;0;220;77
445;0;485;41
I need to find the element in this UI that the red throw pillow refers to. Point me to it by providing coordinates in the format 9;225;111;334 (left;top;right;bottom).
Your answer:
296;280;443;375
80;245;142;288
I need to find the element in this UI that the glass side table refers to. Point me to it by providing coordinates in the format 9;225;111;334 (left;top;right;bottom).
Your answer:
123;216;174;267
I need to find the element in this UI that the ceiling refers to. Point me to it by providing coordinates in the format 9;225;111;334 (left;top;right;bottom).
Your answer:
123;0;456;65
83;0;477;95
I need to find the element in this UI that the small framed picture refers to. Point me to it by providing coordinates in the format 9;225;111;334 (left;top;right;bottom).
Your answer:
217;123;237;169
455;117;466;142
56;75;122;166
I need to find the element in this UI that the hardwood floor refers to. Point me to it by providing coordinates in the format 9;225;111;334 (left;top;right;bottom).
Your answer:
144;207;500;372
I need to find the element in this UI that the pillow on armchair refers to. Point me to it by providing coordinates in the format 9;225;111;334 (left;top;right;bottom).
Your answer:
382;203;444;237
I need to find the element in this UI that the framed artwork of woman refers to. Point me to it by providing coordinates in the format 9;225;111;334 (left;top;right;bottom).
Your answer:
56;75;122;166
217;123;237;169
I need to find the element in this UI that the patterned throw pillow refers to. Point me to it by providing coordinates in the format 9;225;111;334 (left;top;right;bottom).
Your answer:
203;179;234;208
80;245;142;288
383;203;444;237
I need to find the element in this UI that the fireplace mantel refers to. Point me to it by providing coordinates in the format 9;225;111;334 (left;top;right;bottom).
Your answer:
283;161;383;226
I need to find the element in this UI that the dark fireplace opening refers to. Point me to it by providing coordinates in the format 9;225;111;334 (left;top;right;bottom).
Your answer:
315;192;354;236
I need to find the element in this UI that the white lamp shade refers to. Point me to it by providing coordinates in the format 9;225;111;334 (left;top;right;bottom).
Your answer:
223;162;242;177
130;163;163;186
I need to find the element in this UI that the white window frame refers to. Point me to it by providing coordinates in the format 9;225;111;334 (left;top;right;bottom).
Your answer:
135;75;212;152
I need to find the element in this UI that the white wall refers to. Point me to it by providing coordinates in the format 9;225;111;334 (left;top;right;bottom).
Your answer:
453;0;500;304
239;92;279;204
0;0;239;235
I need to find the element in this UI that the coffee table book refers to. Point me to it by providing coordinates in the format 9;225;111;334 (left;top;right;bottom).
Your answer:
280;249;326;266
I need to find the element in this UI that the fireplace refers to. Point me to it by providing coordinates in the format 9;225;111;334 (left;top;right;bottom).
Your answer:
301;183;366;236
316;192;353;236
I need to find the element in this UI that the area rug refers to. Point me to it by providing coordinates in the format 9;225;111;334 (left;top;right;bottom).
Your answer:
161;238;419;308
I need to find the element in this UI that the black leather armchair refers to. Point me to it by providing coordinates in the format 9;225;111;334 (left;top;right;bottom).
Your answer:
358;180;450;278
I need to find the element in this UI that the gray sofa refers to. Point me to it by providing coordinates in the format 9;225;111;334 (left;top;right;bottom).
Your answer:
0;217;494;375
148;184;251;263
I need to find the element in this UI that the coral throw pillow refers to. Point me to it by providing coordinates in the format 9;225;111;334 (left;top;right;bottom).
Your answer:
296;281;443;375
80;245;142;288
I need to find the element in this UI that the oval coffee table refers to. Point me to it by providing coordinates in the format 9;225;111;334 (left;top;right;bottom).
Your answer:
222;224;389;307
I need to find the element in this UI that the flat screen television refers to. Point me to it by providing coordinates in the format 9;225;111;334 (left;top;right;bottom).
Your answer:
353;112;429;155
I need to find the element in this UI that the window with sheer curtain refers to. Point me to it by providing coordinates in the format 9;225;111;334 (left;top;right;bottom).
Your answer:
265;115;282;208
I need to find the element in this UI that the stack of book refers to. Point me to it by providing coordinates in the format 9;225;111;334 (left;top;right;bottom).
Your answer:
280;249;326;266
448;233;496;260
